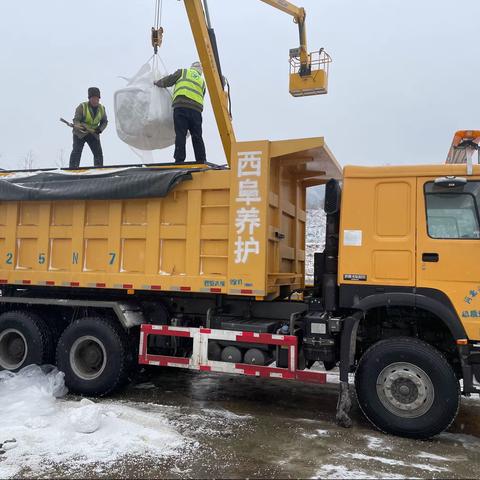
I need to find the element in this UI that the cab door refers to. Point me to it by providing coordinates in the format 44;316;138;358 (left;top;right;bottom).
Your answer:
417;177;480;340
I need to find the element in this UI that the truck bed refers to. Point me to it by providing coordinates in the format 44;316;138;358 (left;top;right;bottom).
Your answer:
0;137;341;299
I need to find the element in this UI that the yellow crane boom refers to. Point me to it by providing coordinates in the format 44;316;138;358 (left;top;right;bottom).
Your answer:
259;0;308;67
184;0;237;166
183;0;331;166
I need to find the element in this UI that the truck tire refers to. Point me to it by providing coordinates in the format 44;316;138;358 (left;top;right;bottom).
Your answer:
0;310;54;371
355;337;460;439
56;316;132;396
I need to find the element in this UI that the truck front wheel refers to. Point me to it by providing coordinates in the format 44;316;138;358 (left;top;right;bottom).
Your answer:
56;317;132;396
355;337;460;439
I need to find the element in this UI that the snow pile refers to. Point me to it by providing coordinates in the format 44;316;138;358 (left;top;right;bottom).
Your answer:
0;365;186;477
305;208;326;284
114;61;176;151
68;398;102;434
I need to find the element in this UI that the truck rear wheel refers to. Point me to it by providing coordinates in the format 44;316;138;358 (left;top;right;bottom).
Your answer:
56;316;132;396
355;337;460;439
0;310;54;371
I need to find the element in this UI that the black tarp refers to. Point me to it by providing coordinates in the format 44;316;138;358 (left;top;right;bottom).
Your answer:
0;168;195;201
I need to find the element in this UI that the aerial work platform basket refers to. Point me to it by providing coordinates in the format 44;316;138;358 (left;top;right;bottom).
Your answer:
289;49;332;97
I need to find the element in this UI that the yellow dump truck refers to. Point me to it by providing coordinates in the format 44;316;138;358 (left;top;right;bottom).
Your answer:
0;0;479;440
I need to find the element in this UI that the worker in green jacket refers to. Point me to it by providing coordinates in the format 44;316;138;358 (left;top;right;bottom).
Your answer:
69;87;108;169
154;62;207;164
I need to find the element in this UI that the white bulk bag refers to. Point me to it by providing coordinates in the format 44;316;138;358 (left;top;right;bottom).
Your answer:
114;61;175;150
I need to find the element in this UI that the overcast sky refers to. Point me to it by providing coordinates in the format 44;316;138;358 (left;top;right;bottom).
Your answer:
0;0;478;170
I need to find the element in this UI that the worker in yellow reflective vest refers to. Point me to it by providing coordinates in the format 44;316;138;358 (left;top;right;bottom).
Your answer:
69;87;108;169
155;62;207;164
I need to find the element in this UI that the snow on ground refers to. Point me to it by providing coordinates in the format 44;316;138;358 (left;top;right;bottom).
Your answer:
0;366;188;478
1;366;480;478
313;464;406;480
305;208;326;284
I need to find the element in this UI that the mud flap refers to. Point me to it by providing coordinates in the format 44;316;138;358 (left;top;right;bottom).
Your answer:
336;381;352;427
335;312;363;428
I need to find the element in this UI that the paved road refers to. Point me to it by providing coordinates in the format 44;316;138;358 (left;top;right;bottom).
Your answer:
4;367;480;478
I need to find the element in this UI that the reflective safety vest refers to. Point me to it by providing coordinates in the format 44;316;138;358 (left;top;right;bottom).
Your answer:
172;68;206;107
82;102;105;129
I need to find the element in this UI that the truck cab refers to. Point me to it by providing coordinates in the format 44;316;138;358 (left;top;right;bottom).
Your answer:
320;163;480;438
338;163;480;345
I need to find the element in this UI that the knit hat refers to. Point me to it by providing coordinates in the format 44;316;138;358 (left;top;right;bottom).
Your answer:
88;87;101;98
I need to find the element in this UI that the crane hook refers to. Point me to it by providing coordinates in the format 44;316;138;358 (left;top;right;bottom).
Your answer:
151;26;164;54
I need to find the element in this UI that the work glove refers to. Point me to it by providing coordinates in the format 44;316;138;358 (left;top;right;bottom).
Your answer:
95;127;102;135
153;80;162;87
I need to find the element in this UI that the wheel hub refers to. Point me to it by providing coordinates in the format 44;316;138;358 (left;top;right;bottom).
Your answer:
84;347;102;367
376;362;434;418
0;329;28;370
70;336;107;380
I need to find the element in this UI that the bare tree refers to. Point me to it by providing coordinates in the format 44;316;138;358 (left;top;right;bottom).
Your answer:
20;150;35;170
